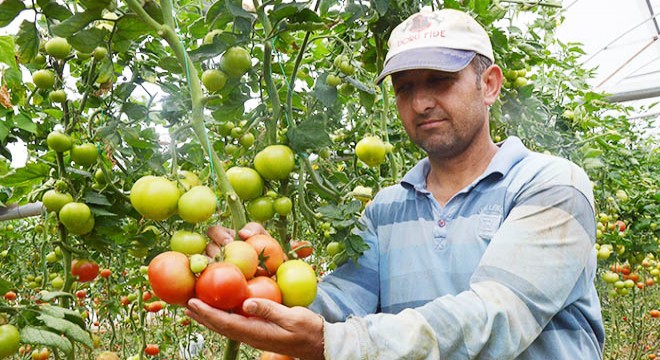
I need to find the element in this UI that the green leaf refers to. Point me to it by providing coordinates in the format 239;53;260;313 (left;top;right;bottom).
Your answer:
14;112;37;133
52;9;102;38
38;304;86;328
38;291;75;302
83;191;112;207
122;102;148;120
38;313;94;349
41;2;73;21
20;326;73;354
114;14;154;52
70;28;107;53
372;0;389;15
287;118;332;153
312;74;337;107
0;0;25;27
16;20;39;64
0;163;49;187
0;123;8;143
270;3;308;22
0;36;17;70
0;276;12;294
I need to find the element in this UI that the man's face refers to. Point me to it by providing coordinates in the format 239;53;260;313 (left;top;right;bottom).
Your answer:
391;66;490;159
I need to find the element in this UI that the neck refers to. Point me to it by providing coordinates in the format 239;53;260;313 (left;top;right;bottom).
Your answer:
426;135;499;205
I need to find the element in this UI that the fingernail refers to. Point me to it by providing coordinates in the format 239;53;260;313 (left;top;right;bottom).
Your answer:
243;299;257;314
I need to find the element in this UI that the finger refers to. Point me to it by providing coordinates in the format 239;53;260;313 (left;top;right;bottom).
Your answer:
206;225;235;246
205;242;221;259
242;298;302;329
237;222;269;240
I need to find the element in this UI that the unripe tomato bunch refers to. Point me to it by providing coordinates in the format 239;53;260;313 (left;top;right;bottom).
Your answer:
147;233;317;313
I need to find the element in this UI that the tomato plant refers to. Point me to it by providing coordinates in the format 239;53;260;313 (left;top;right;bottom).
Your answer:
195;262;249;311
148;251;196;306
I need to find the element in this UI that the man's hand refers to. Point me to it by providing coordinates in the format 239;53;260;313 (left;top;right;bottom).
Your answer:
206;222;269;258
186;298;325;360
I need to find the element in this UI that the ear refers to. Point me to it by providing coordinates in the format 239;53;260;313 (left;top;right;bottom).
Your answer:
481;64;503;106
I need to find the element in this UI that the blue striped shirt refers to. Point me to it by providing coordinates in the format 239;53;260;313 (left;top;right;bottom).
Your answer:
310;137;604;359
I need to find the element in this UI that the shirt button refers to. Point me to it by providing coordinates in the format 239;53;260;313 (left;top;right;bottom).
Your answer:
438;219;446;227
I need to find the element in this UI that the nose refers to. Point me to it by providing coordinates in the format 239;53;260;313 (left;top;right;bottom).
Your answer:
411;85;435;114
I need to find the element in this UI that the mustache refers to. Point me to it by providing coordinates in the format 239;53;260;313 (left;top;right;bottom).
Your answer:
414;110;448;124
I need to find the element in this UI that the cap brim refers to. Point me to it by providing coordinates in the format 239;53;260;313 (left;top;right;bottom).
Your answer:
375;47;476;84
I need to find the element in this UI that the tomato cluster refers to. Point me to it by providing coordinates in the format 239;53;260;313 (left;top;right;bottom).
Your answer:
147;233;317;312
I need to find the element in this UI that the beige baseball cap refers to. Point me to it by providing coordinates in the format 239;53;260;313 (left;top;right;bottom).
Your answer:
376;8;494;84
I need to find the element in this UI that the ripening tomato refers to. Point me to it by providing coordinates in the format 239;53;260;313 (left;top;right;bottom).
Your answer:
71;259;99;282
148;251;196;306
100;269;112;278
4;291;17;301
130;176;180;221
224;241;259;279
276;259;317;307
144;344;160;356
245;234;287;275
195;262;248;310
253;145;295;180
31;347;50;360
177;186;217;223
247;276;282;304
170;230;208;255
259;351;295;360
355;136;386;167
75;289;87;299
650;309;660;318
290;240;313;259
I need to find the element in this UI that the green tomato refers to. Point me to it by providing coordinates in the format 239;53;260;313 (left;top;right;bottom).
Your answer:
48;89;67;103
220;47;252;78
326;74;341;87
326;241;345;257
273;196;293;216
42;189;73;213
45;251;58;263
51;276;64;289
201;69;228;92
276;259;317;307
46;131;72;152
355;136;386;167
239;133;255;148
177;185;217;223
338;60;355;75
71;143;98;166
170;230;208;255
226;167;264;201
130;176;180;221
45;37;71;59
247;196;275;223
92;46;108;60
59;202;95;235
0;324;21;359
189;254;209;274
253;145;295;180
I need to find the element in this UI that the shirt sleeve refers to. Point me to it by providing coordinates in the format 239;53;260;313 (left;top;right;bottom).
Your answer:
309;214;380;322
321;166;598;359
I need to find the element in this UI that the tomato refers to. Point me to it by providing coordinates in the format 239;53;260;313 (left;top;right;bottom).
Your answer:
614;220;626;232
130;175;180;221
239;132;255;148
195;262;248;310
170;230;207;255
92;46;107;61
513;77;528;88
203;29;222;44
601;271;619;284
48;89;67;103
220;47;252;78
189;254;209;274
247;196;275;223
245;234;287;275
45;37;71;59
148;251;196;306
145;301;163;313
273;196;293;216
71;143;98;167
326;74;341;87
650;309;660;318
326;241;345;256
76;290;87;299
32;70;55;89
46;131;72;153
178;185;217;223
226;166;264;201
253;145;295;180
338;60;355;75
201;69;227;92
291;240;313;259
4;291;17;301
144;344;160;356
259;351;295;360
224;240;259;279
355;136;386;167
0;325;20;359
276;259;317;307
100;269;112;278
246;276;282;304
41;189;73;213
31;347;50;360
71;259;99;282
59;202;95;235
120;296;130;306
96;351;120;360
177;170;201;192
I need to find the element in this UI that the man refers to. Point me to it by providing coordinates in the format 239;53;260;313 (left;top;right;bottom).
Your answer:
186;8;604;359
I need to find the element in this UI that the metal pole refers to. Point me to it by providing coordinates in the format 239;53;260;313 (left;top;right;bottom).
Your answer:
604;86;660;102
0;202;45;221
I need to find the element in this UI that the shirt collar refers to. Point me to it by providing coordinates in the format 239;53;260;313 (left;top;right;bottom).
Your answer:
400;136;530;192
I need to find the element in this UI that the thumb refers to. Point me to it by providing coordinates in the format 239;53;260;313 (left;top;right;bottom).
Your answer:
238;222;269;240
242;298;286;321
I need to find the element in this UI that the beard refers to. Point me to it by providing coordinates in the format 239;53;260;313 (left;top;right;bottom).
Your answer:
407;109;482;160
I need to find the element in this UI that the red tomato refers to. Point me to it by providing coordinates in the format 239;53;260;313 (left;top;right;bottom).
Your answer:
100;269;112;278
142;291;152;302
145;301;164;313
195;262;248;310
650;309;660;318
144;344;160;356
75;290;87;299
3;291;17;301
120;296;130;306
290;240;313;259
148;251;196;306
71;259;99;282
245;234;287;275
236;276;283;316
614;220;626;232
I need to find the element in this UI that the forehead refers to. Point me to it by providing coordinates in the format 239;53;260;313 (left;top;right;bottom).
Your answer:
391;68;463;82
